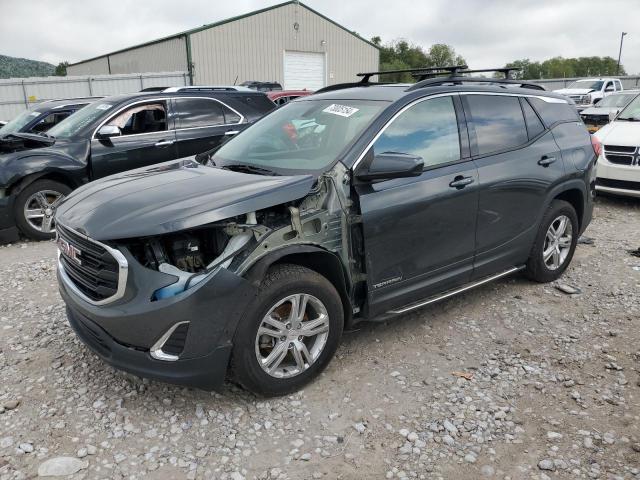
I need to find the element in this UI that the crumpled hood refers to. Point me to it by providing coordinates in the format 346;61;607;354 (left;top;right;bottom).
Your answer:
553;88;595;96
593;121;640;146
56;158;316;241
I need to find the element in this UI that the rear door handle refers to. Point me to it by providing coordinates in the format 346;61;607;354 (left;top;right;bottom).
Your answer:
154;139;175;148
538;155;556;167
449;176;475;189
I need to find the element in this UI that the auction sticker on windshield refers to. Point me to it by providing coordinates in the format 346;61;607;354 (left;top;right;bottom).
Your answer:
323;104;360;117
95;104;113;110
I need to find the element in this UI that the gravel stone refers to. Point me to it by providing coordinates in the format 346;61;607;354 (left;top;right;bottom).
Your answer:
0;199;638;479
37;457;88;476
538;459;555;471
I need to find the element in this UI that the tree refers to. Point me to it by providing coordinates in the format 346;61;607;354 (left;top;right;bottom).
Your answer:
504;56;625;80
55;61;69;76
372;38;466;82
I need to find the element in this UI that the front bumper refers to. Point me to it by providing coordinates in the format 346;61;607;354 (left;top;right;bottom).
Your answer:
59;250;257;390
0;194;19;244
596;157;640;198
66;306;234;389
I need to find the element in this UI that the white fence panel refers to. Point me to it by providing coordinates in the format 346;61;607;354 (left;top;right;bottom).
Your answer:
0;72;189;121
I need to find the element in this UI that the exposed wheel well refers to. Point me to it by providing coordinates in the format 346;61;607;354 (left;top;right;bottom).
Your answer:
554;189;584;230
250;250;354;328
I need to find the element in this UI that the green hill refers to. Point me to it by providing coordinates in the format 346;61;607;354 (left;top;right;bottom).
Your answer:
0;54;56;79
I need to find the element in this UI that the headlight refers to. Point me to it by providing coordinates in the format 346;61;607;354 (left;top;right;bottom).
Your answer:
583;94;592;105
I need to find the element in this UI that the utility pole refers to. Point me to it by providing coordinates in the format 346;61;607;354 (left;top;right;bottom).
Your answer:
617;32;627;76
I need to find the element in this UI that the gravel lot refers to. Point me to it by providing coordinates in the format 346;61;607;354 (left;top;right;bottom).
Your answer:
1;195;639;480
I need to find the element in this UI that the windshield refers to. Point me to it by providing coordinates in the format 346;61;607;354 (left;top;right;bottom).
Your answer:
211;99;388;174
0;109;42;135
617;94;640;121
48;101;115;138
567;80;604;90
597;93;635;108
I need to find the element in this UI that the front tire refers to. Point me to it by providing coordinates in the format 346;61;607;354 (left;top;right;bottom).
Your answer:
14;179;72;240
231;264;344;396
524;200;579;283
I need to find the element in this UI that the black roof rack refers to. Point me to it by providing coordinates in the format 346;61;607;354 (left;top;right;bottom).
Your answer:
356;65;468;83
407;76;545;92
315;66;545;95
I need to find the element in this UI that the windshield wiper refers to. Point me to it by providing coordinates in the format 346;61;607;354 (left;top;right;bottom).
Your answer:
0;132;55;144
223;163;279;176
616;117;640;122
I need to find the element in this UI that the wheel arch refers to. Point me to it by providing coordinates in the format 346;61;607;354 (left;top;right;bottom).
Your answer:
7;169;84;197
243;245;354;328
541;179;588;232
553;188;584;230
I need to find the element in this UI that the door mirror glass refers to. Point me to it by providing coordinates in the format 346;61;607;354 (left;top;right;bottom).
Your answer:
357;152;424;181
97;125;121;138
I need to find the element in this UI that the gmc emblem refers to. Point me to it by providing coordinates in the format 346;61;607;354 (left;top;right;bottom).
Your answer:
57;237;82;265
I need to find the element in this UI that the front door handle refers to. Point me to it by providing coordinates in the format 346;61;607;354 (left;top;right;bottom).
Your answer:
449;176;475;189
538;155;556;167
224;130;240;136
154;139;175;148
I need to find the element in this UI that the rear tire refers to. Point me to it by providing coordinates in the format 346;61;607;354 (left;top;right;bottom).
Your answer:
14;179;72;241
231;264;344;397
524;200;578;283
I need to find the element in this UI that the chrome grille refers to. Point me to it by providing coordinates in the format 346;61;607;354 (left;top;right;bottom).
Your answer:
603;145;640;166
57;223;128;304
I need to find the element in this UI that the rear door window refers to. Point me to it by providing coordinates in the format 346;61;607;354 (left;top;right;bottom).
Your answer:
174;98;225;128
466;95;528;155
373;96;461;168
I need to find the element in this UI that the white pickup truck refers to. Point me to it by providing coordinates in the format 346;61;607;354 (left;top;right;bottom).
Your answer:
554;78;623;111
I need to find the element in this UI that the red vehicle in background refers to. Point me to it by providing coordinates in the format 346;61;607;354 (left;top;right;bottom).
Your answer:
267;90;313;106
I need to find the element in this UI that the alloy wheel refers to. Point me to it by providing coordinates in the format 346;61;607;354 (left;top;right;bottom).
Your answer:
542;214;573;270
255;293;330;378
23;190;65;234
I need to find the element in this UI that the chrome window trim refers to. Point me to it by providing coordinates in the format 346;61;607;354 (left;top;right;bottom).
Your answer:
91;96;245;140
56;222;129;306
150;321;190;361
352;91;568;170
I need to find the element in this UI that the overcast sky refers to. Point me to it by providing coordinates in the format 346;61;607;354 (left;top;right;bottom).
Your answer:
1;0;638;75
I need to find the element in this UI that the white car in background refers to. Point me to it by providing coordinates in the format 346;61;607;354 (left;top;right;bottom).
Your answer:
593;93;640;198
580;90;639;133
554;78;623;111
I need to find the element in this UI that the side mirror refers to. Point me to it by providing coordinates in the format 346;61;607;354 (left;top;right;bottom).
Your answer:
97;125;121;138
604;86;614;93
608;110;619;122
357;152;424;181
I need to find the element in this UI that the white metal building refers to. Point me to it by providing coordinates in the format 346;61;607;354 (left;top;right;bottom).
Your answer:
67;1;380;90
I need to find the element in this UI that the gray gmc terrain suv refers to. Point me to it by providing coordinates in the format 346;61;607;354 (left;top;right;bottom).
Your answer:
55;67;596;396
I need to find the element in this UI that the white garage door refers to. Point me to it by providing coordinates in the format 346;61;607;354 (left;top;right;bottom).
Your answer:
283;51;326;91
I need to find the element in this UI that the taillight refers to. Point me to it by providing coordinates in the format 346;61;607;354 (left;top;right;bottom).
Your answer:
591;135;602;157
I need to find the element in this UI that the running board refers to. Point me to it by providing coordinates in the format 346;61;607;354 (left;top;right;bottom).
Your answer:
388;266;523;315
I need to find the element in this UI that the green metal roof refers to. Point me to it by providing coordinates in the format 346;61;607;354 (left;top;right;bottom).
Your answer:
69;1;379;67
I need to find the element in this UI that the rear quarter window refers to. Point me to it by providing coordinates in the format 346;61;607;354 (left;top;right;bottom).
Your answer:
235;95;277;115
528;97;580;126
